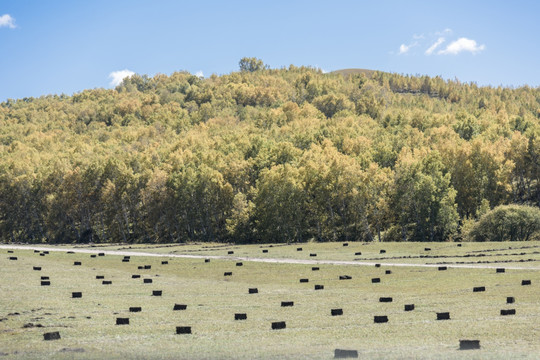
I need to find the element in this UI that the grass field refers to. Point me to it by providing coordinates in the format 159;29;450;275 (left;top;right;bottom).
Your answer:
1;241;539;359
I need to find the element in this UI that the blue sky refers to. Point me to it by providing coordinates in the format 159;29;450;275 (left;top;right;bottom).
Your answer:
1;0;539;101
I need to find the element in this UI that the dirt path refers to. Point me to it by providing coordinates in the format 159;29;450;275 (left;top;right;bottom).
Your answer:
1;244;539;270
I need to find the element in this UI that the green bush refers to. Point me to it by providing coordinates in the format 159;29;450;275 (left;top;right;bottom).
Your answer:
467;204;540;242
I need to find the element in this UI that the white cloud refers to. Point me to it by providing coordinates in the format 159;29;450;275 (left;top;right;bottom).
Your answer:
425;37;445;55
438;37;485;55
195;70;204;77
399;44;410;54
436;28;452;36
109;69;135;87
0;14;16;28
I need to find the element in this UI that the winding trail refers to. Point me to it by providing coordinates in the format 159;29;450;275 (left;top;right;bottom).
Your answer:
1;244;539;271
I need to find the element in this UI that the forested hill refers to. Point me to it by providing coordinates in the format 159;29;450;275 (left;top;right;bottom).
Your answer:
1;58;540;244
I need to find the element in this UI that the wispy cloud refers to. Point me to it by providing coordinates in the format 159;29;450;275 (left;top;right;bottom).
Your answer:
109;69;135;87
438;37;485;55
0;14;16;28
398;41;418;55
425;37;445;55
195;70;204;77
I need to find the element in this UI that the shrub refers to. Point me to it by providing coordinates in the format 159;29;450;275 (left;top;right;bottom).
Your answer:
467;204;540;242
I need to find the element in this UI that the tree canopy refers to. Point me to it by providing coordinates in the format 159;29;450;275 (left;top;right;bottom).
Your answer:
1;62;540;243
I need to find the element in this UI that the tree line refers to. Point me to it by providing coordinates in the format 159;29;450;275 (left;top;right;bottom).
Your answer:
1;58;540;244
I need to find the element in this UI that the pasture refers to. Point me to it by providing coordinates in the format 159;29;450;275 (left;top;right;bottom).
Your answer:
1;241;539;359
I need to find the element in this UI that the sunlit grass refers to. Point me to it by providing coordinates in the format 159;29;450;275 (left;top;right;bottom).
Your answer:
1;242;539;359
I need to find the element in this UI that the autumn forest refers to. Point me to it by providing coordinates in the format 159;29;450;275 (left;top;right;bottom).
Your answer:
2;58;540;244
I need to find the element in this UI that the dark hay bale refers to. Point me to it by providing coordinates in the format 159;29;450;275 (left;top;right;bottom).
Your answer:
379;297;393;303
314;285;324;290
41;276;49;280
271;321;286;330
144;265;151;270
521;280;531;286
310;253;317;257
228;251;234;255
438;266;447;271
41;281;50;286
67;251;74;254
152;290;162;296
457;243;462;247
137;266;144;269
235;313;247;320
437;312;450;320
473;286;486;292
375;264;381;268
143;278;153;284
72;292;82;298
129;307;142;312
131;275;140;279
116;318;129;325
385;270;392;275
40;253;45;257
374;315;388;323
34;250;40;253
43;331;61;341
424;248;431;251
380;250;386;254
371;278;381;283
9;257;17;260
343;243;349;247
507;296;515;304
123;256;130;260
496;268;505;273
73;262;81;266
354;252;362;255
262;249;268;253
297;248;303;251
90;255;96;258
122;259;129;263
404;304;415;311
7;250;13;253
459;340;480;350
98;253;104;257
224;272;232;276
312;267;320;271
96;275;104;279
339;275;352;280
161;261;168;265
500;309;516;316
173;304;187;311
331;309;343;316
236;262;243;267
281;301;294;307
205;259;210;263
176;326;191;334
43;251;49;254
102;280;112;285
299;278;309;283
33;267;41;271
249;288;258;294
334;349;358;358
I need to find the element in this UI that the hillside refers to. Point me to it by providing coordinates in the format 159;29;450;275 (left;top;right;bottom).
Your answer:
1;58;540;244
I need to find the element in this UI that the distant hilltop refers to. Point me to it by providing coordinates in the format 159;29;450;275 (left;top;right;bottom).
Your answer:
330;68;378;77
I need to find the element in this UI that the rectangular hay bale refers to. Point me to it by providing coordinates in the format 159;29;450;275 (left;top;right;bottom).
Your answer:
334;349;358;358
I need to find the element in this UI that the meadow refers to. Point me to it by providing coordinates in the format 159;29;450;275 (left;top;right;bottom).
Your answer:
1;241;539;359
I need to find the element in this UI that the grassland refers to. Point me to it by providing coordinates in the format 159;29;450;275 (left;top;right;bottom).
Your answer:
1;241;539;359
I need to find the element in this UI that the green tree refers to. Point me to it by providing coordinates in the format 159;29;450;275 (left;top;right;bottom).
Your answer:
239;57;267;72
